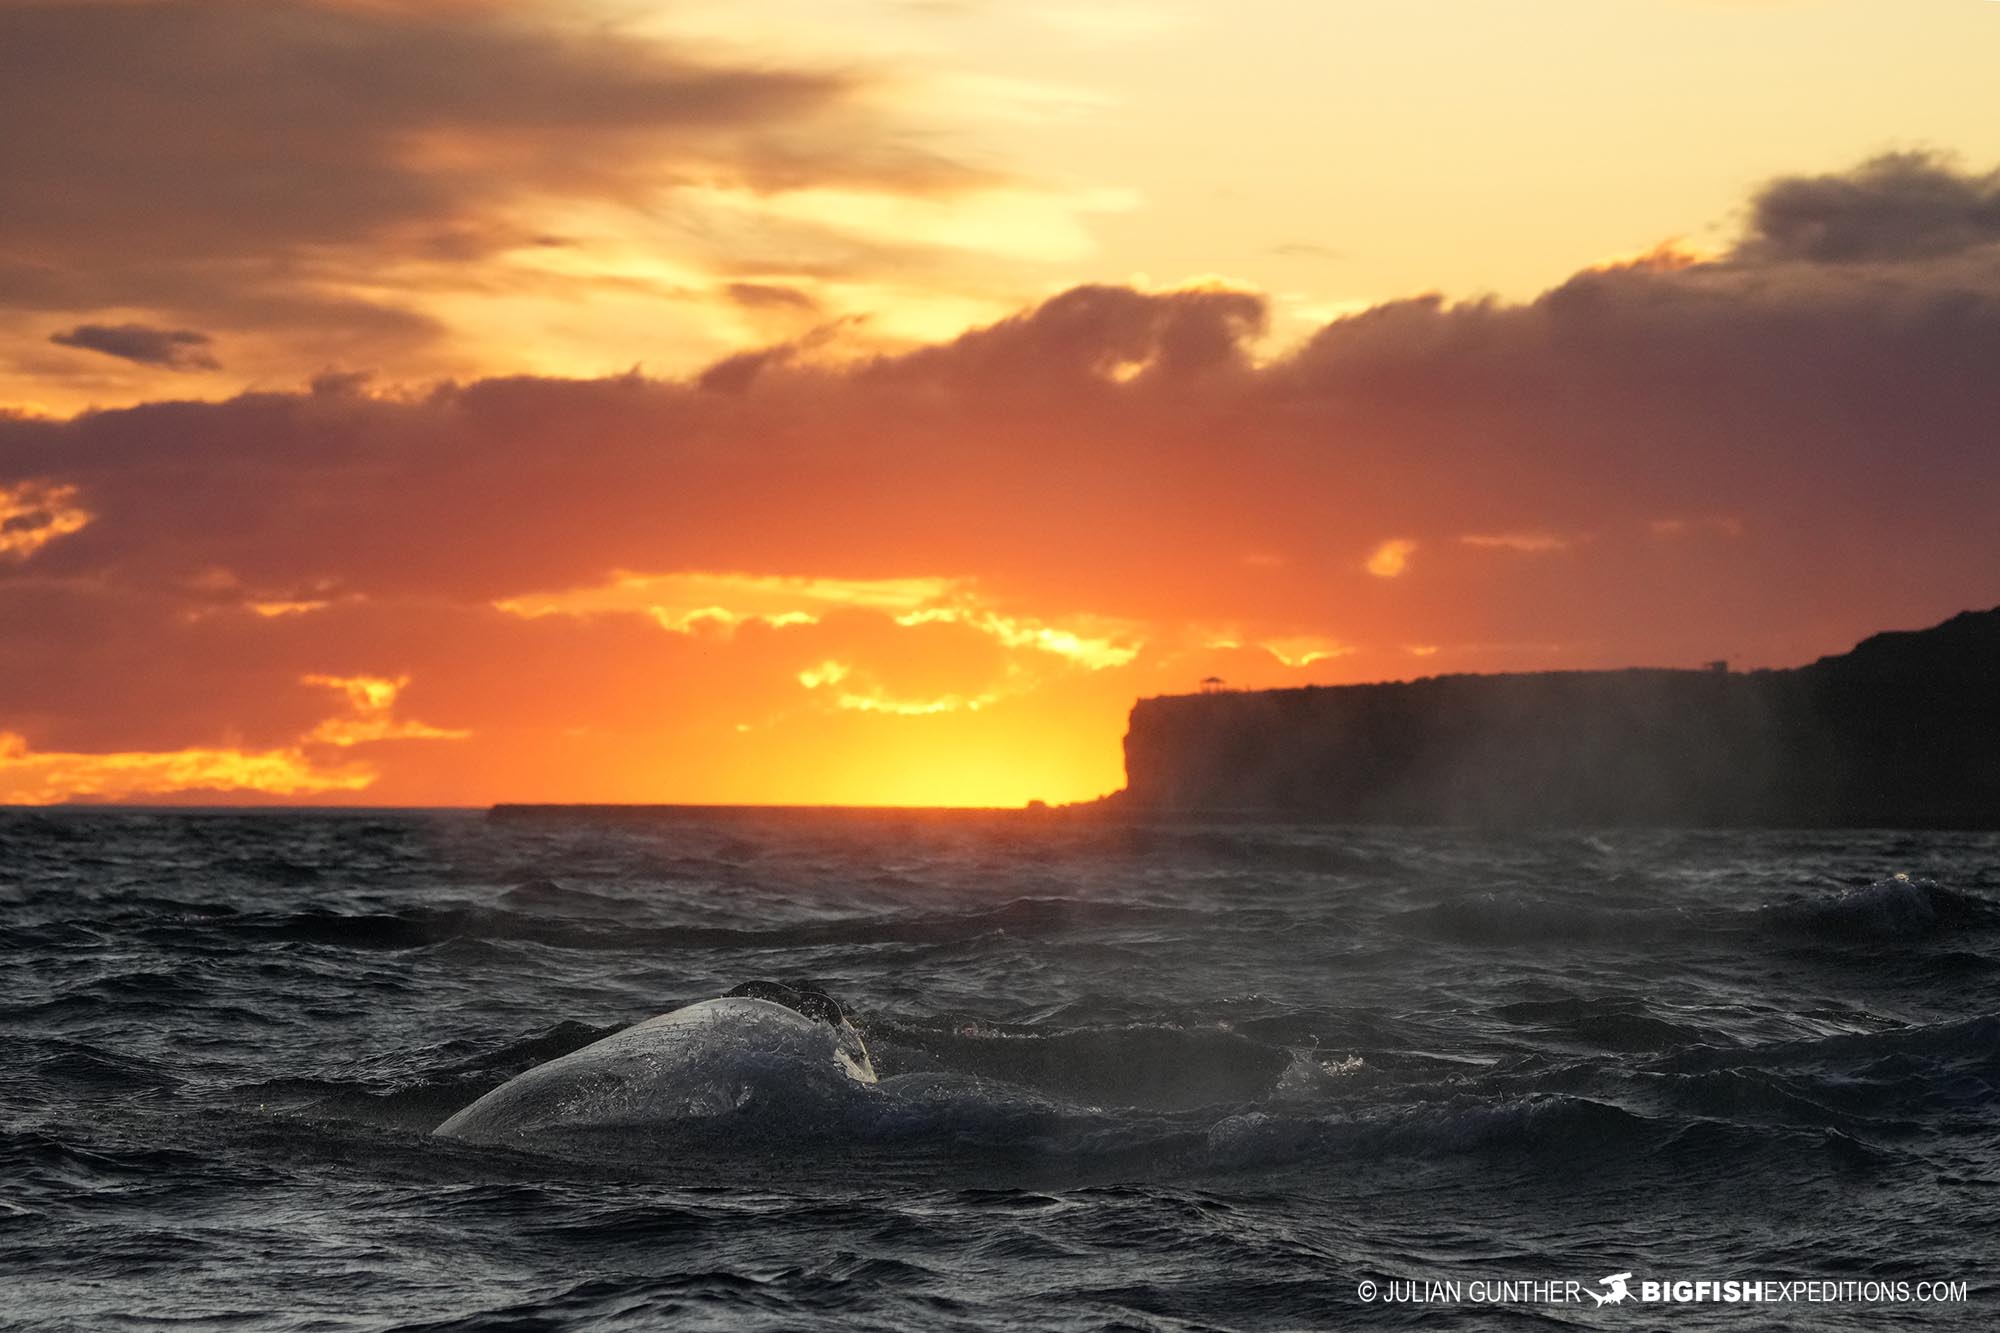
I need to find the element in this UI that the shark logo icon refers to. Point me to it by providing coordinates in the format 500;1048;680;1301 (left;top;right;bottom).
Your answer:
1590;1272;1634;1306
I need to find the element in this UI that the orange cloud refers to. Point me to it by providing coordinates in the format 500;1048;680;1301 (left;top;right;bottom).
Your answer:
0;731;373;805
0;0;999;414
793;656;996;729
501;570;1141;671
1649;517;1745;539
1;155;1997;806
0;480;90;560
0;672;467;804
890;606;1139;670
1459;531;1573;553
497;572;955;625
299;674;472;747
1260;636;1354;668
251;600;335;618
797;659;851;690
1365;540;1417;579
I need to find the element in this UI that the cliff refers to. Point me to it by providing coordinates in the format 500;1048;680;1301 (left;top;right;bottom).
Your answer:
1118;608;2000;828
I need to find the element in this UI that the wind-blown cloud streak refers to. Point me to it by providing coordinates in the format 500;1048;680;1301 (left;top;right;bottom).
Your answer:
0;0;1007;408
50;324;219;371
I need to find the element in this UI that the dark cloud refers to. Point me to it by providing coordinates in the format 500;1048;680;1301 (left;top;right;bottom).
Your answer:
0;154;1995;735
308;370;377;398
1737;151;2000;264
49;323;219;371
2;509;52;539
0;0;976;377
723;282;822;313
697;346;792;395
878;283;1268;388
696;316;862;393
0;1;849;270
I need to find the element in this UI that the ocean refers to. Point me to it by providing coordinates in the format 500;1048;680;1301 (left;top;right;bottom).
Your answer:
2;809;1993;1330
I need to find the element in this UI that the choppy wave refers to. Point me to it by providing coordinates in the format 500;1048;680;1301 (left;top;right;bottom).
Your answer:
1759;874;2000;940
3;812;1995;1330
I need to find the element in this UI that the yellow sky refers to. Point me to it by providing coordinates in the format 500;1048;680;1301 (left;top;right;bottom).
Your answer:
10;0;1999;413
2;0;1997;807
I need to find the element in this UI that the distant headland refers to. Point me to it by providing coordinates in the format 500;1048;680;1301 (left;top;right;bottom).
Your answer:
1107;607;2000;829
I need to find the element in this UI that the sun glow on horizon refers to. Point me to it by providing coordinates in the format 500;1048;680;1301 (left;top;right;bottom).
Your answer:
4;0;1995;807
0;673;466;805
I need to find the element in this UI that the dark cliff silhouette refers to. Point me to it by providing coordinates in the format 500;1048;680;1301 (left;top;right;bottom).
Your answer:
1117;607;2000;828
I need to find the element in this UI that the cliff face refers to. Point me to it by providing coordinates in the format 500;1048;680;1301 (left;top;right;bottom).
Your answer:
1119;608;2000;828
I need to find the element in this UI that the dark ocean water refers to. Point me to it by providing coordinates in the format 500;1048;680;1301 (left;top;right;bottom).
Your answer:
2;809;1994;1330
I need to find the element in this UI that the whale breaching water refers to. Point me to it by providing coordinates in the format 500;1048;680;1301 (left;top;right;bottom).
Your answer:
433;981;877;1149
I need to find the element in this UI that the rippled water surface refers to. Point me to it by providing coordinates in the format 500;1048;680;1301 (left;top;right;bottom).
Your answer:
3;809;1995;1329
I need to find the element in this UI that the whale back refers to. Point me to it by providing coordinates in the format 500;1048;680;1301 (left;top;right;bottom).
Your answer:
434;996;877;1149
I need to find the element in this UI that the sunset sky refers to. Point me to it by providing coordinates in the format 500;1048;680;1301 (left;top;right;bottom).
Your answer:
2;0;1998;806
